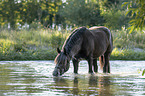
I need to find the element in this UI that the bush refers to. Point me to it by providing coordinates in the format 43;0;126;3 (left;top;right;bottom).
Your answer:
0;39;14;54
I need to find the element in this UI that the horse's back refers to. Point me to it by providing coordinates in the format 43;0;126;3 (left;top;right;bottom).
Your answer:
89;26;111;40
88;26;113;55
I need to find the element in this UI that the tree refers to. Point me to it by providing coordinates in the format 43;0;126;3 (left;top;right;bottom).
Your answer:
58;0;104;27
38;0;62;28
0;0;62;29
0;0;39;29
122;0;145;33
0;0;20;29
99;0;130;29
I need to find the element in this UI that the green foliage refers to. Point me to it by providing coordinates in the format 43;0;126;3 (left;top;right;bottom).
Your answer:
101;9;129;29
99;0;130;29
142;69;145;76
14;42;27;52
29;20;42;29
113;28;145;49
0;29;67;60
111;48;145;60
0;39;14;54
122;0;145;33
58;0;104;27
50;31;65;48
0;0;62;29
0;29;144;60
0;0;142;31
1;0;144;61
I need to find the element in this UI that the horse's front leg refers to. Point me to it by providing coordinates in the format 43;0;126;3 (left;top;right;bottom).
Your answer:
87;57;93;74
93;59;98;73
72;58;79;74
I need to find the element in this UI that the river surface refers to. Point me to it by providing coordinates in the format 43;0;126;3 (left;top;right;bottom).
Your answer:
0;60;145;96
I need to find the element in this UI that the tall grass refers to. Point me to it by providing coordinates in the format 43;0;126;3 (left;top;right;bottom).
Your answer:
113;28;145;49
0;29;68;60
0;28;144;60
111;48;145;60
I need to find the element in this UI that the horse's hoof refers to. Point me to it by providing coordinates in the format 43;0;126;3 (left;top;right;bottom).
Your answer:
89;72;94;75
74;72;78;74
94;71;98;73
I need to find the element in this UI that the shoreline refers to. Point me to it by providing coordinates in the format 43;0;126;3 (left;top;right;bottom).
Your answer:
0;48;144;61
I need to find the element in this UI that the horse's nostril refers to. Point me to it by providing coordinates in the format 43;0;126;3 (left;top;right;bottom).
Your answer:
53;68;62;76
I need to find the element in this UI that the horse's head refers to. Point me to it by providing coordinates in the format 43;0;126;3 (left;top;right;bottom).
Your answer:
53;48;70;76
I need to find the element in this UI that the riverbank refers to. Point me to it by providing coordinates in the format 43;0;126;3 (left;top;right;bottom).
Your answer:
0;29;145;60
0;47;144;61
111;48;145;60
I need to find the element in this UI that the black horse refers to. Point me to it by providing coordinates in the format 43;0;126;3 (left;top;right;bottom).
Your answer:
53;26;113;76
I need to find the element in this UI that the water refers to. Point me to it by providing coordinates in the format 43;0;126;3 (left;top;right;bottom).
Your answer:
0;61;145;96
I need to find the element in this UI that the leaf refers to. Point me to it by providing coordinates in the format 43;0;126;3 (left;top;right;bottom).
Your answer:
129;19;136;23
128;26;135;34
125;10;131;16
121;2;129;8
142;69;145;76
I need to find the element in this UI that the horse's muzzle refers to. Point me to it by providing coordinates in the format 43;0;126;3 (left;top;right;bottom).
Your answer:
53;68;61;76
53;71;58;76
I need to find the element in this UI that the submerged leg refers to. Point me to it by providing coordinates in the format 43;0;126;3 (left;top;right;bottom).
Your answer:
93;59;98;73
103;53;111;73
72;58;79;74
87;57;93;74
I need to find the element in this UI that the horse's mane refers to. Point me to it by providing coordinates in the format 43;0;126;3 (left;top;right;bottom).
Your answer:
54;52;66;65
62;27;86;54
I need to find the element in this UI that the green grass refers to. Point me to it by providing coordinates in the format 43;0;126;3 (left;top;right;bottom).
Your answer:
111;48;145;60
112;28;145;49
0;28;144;60
0;28;69;60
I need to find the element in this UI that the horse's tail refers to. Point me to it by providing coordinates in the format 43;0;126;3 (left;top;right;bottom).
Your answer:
99;55;104;70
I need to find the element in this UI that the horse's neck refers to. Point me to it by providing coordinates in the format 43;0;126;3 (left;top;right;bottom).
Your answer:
67;39;82;58
64;30;84;58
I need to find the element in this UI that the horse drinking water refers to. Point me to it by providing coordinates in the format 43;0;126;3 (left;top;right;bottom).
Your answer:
53;26;113;76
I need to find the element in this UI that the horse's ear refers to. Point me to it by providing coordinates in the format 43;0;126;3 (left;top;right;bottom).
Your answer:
64;48;67;55
57;48;61;53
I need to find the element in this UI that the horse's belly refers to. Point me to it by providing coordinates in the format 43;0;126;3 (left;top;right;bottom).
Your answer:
93;50;105;58
93;43;108;58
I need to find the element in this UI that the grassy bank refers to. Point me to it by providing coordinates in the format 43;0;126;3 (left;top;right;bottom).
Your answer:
111;48;145;60
0;28;145;60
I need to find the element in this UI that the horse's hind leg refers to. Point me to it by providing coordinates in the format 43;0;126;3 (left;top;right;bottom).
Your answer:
103;52;111;73
72;58;79;74
93;59;98;73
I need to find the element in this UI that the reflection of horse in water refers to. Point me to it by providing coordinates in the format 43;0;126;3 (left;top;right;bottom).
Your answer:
53;26;113;76
51;75;112;96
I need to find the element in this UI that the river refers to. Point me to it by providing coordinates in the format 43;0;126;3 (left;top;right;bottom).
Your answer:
0;61;145;96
